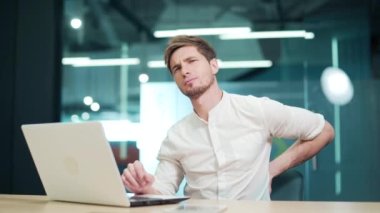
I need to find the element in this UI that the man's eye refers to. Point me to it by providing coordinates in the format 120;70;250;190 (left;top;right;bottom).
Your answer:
172;67;179;73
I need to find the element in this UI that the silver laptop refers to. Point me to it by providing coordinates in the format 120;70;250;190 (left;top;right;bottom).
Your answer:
21;122;189;207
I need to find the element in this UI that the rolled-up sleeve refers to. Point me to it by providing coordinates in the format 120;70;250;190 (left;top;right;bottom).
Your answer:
259;97;325;140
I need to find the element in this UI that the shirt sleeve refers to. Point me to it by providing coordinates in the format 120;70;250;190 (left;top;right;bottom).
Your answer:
259;97;325;140
152;136;185;195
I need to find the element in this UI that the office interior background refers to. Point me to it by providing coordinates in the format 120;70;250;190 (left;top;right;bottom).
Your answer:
1;0;380;201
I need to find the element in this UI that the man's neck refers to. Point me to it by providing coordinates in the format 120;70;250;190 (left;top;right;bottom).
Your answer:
191;83;223;122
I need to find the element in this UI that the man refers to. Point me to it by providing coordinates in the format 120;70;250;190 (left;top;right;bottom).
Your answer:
121;35;334;200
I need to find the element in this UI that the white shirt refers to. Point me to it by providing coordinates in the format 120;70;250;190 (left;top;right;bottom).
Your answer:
153;92;325;200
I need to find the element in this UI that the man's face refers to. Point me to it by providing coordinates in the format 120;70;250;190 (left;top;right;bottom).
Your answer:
169;46;218;98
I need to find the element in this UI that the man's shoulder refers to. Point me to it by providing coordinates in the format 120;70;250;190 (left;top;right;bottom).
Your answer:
168;113;196;132
226;92;267;104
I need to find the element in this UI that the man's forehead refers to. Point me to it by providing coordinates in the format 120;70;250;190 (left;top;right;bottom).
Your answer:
172;46;199;57
170;46;201;63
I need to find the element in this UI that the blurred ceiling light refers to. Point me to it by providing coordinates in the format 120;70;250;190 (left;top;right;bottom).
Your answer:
217;60;273;69
304;32;315;39
147;60;165;68
147;60;273;69
83;96;93;106
70;114;80;122
154;27;251;38
90;102;100;112
220;30;315;40
81;112;90;120
70;18;82;29
62;57;90;64
321;67;354;105
62;57;140;67
139;73;149;83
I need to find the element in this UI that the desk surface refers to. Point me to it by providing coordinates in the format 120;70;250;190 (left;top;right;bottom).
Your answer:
1;194;379;213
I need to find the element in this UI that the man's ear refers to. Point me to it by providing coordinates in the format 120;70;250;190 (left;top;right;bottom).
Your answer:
210;58;219;75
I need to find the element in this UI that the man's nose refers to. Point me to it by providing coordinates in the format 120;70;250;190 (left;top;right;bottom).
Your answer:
180;64;190;75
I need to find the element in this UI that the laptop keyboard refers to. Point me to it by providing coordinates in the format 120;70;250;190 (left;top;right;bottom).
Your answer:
130;196;162;201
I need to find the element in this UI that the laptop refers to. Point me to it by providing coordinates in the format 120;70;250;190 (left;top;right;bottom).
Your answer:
21;122;189;207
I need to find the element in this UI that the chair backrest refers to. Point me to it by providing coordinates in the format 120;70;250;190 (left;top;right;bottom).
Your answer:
271;170;304;201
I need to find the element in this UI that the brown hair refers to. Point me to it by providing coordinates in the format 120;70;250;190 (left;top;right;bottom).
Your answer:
164;35;217;73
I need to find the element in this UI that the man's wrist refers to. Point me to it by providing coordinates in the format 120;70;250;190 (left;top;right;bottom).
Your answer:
143;186;161;195
269;160;286;179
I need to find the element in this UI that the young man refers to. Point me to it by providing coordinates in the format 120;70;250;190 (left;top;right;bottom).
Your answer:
121;35;335;200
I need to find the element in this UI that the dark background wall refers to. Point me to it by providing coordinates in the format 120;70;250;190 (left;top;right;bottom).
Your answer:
0;0;62;194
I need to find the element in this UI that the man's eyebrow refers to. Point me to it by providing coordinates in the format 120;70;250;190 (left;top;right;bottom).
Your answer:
184;56;198;61
170;56;197;71
171;63;180;70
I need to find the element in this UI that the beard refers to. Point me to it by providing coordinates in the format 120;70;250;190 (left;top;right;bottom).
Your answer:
180;76;215;99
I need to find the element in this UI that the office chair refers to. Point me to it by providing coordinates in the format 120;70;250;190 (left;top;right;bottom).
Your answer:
271;170;304;201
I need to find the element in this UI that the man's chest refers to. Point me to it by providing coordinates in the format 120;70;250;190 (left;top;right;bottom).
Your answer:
177;126;268;173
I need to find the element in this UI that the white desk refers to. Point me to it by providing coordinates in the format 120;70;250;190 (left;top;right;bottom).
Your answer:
0;194;379;213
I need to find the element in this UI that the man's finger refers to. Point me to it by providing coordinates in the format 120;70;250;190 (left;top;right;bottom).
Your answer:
144;173;154;184
133;160;145;180
123;170;140;189
130;162;148;185
127;163;137;177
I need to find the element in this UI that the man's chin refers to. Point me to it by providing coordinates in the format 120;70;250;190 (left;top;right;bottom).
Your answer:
182;89;204;99
181;82;213;99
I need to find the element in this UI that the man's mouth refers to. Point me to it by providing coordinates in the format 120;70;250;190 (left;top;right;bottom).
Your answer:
184;77;196;85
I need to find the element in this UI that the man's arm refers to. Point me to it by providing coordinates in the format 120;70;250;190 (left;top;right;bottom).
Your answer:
269;121;335;181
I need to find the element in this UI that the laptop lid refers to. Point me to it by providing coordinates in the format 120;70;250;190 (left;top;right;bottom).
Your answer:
21;122;189;207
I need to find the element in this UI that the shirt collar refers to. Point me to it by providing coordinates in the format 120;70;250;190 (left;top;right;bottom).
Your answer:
192;91;229;123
